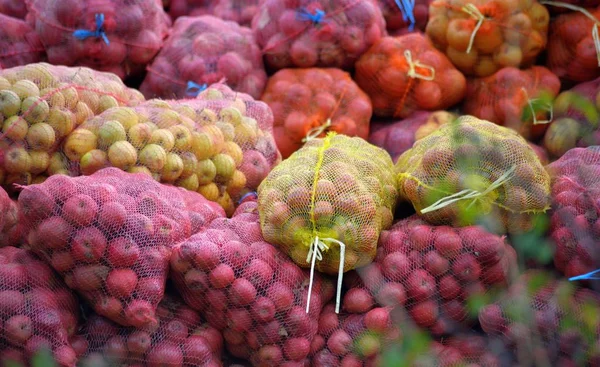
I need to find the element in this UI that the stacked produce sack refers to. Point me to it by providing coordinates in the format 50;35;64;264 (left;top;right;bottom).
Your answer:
252;0;387;70
141;15;266;99
0;0;26;18
169;0;259;26
0;188;22;247
355;33;467;118
0;14;46;69
261;68;372;158
377;0;432;34
25;0;170;79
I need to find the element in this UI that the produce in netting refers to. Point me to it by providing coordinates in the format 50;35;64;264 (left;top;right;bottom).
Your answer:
0;197;23;247
261;68;372;159
251;0;387;70
528;142;550;166
169;0;259;27
545;0;599;14
26;0;170;79
0;63;145;193
425;0;550;77
258;133;397;314
417;334;506;366
18;168;225;328
140;15;266;100
0;246;80;367
74;293;223;366
170;200;334;366
0;14;46;69
355;33;467;118
377;0;432;34
368;110;457;163
395;115;551;233
0;0;27;18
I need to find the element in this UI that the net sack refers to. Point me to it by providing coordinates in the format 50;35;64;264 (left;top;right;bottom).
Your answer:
0;246;80;367
140;15;266;100
426;0;550;77
170;201;334;366
25;0;170;80
260;68;372;159
251;0;387;70
74;293;223;366
169;0;259;27
0;0;27;18
18;168;224;328
0;197;23;248
396;115;551;233
463;66;561;141
0;14;46;69
0;63;145;193
529;141;550;166
355;33;467;118
377;0;432;34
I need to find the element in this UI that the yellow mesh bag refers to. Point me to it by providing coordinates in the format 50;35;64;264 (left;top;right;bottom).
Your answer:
396;115;550;233
258;132;397;312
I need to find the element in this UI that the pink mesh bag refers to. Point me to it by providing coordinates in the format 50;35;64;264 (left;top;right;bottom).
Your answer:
416;333;506;366
18;168;224;328
0;14;46;69
25;0;170;79
73;293;223;366
169;0;259;27
252;0;387;70
0;196;23;248
140;15;266;100
377;0;431;34
0;1;27;18
0;246;80;367
170;200;334;366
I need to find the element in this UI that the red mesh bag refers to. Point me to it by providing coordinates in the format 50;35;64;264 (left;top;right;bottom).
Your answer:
0;1;27;18
0;246;80;367
18;168;224;328
170;201;335;366
463;66;561;141
411;333;507;366
0;14;46;69
0;198;24;247
252;0;387;70
169;0;259;27
426;0;550;77
73;293;223;366
140;15;266;100
260;68;372;159
377;0;432;34
355;33;467;118
25;0;170;80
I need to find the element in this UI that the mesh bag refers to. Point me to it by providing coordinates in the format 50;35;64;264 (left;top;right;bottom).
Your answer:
529;141;550;165
0;197;24;247
169;0;259;27
18;168;224;328
368;110;457;163
0;14;46;69
260;68;372;159
0;246;80;367
377;0;432;34
411;333;508;367
25;0;170;80
0;63;145;193
395;115;551;233
140;15;266;100
75;293;223;366
0;1;27;18
355;33;467;118
251;0;387;70
426;0;550;77
545;0;600;14
170;201;334;366
463;66;561;141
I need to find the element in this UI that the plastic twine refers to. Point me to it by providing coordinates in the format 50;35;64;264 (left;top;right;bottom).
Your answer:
461;4;485;54
296;8;326;24
305;236;346;314
237;191;258;205
73;13;110;45
185;81;208;97
303;119;332;143
395;0;416;31
569;268;600;281
404;50;435;80
521;87;553;125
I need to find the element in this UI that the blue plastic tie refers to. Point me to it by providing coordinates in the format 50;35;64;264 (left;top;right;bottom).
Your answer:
569;268;600;281
73;13;110;45
296;8;326;25
238;191;258;205
185;81;207;97
395;0;416;32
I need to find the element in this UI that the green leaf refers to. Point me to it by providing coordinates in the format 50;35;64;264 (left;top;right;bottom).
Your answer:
31;348;56;367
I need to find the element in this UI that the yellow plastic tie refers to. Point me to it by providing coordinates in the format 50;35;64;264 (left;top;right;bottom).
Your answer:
303;118;332;143
404;50;435;81
521;87;553;125
305;236;346;314
461;3;485;55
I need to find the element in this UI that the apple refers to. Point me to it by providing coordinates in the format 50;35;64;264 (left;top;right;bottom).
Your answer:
4;314;33;345
4;146;32;174
107;140;138;170
71;227;107;263
106;269;138;299
34;216;72;250
73;265;109;291
2;116;28;141
63;129;98;162
239;150;272;188
62;193;98;227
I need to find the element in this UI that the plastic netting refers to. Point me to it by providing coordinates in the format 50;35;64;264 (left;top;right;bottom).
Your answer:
170;200;334;366
0;14;46;69
0;0;27;18
18;168;224;328
169;0;259;27
25;0;170;79
0;63;145;193
0;196;23;248
395;115;551;233
377;0;432;34
368;110;457;163
260;68;372;159
463;66;561;141
251;0;387;70
355;33;467;118
140;15;266;100
74;293;223;366
0;246;80;367
426;0;550;77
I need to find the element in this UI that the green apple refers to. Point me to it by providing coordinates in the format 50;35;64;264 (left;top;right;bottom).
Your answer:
0;90;21;116
20;96;50;124
4;147;32;173
63;128;98;162
169;125;192;151
80;149;109;175
161;153;184;181
149;129;176;152
180;151;198;178
139;143;167;172
98;95;119;113
212;153;235;181
97;120;127;148
47;109;76;138
26;123;56;151
11;80;40;99
102;106;139;130
196;159;217;185
107;141;137;170
29;151;51;175
176;173;199;191
190;131;214;161
2;116;28;141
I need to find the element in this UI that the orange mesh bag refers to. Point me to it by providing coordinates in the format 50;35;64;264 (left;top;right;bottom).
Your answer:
355;33;467;118
0;63;145;193
463;66;561;141
251;0;387;70
169;0;259;27
140;15;266;100
18;168;224;328
260;68;372;159
0;1;27;18
170;201;334;366
0;14;46;69
377;0;432;34
426;0;550;77
396;115;551;233
0;246;80;367
25;0;170;79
